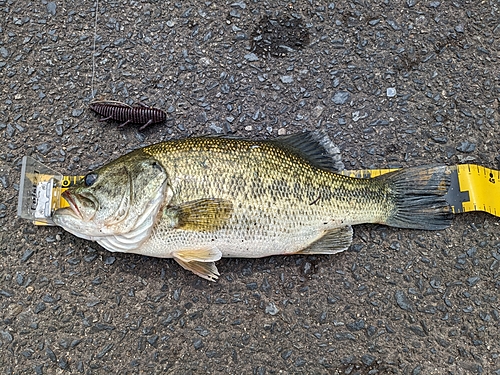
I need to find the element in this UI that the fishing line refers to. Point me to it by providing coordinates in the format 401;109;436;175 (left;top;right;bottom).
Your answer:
90;0;99;99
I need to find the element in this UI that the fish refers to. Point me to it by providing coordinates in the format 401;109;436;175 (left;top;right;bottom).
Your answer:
52;132;453;281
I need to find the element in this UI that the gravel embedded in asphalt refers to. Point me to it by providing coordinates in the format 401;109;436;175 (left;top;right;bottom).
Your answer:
0;1;499;374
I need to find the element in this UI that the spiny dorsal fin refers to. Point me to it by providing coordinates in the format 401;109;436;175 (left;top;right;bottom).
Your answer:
164;198;233;232
272;131;344;172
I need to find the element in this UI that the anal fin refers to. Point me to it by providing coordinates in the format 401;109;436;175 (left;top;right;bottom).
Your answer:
173;248;222;281
297;225;353;255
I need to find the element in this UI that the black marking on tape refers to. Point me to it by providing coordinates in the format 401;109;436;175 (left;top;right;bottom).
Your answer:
444;169;470;213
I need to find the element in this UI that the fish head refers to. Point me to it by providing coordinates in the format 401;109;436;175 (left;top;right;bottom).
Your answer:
53;150;169;240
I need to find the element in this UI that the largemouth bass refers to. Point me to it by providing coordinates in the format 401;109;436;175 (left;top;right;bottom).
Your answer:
53;132;452;280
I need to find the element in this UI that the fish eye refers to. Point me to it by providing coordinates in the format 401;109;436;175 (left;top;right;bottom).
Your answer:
84;173;98;187
151;161;164;172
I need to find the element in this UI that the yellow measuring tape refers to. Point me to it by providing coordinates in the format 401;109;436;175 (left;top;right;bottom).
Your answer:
452;164;499;216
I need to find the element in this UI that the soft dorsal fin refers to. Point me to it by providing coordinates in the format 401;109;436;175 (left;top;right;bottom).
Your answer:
272;131;344;172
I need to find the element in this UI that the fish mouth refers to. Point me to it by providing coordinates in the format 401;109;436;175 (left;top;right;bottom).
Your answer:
61;190;97;221
62;190;83;219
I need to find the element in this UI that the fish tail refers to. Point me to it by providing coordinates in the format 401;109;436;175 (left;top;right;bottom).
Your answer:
380;165;453;230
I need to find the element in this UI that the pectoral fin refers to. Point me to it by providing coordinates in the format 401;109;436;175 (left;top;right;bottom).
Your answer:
297;225;353;255
173;248;222;281
164;198;233;232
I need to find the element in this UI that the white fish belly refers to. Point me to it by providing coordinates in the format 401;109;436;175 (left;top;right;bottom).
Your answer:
135;221;334;259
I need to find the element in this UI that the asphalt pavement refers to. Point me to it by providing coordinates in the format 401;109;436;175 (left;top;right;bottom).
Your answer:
1;0;499;374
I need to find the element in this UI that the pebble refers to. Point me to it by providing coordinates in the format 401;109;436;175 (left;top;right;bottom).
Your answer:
76;361;84;373
46;346;57;362
209;123;223;134
394;290;414;312
47;2;56;15
231;1;246;8
55;120;64;136
467;276;480;286
194;326;210;337
432;136;448;144
361;354;375;366
0;289;14;298
369;119;389;126
96;343;114;358
244;53;259;62
0;330;13;343
347;320;365;331
352;111;367;122
335;332;356;341
34;302;46;314
386;87;397;97
295;357;306;367
332;91;350;105
72;109;84;117
6;123;15;138
456;141;476;153
412;365;422;374
311;105;325;118
387;20;400;31
83;252;97;262
193;339;204;350
281;349;292;360
457;155;476;163
114;38;126;46
0;174;9;188
58;357;68;369
246;282;258;290
280;75;294;84
0;47;8;58
265;302;279;315
467;247;477;257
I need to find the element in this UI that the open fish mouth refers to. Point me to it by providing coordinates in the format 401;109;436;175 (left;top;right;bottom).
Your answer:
61;190;98;221
61;190;82;219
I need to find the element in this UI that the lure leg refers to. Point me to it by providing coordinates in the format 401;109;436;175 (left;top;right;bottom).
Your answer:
99;116;113;122
139;119;153;131
117;120;131;128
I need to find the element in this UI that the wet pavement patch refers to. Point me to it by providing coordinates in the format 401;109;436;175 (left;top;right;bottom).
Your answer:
250;15;310;57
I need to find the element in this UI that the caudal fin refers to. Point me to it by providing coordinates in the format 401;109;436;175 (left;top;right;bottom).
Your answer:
379;165;453;230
